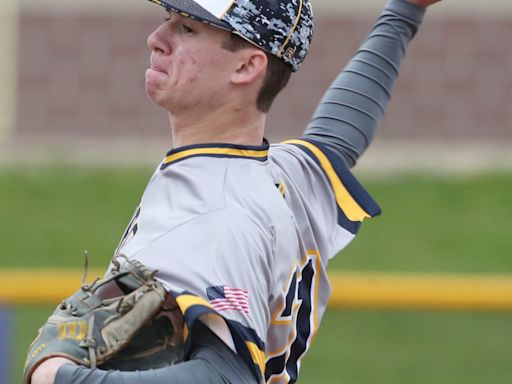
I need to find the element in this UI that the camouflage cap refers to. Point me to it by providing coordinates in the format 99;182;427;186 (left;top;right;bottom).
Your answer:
148;0;314;72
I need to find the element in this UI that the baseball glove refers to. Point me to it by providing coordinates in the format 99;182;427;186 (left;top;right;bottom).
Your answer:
23;255;185;384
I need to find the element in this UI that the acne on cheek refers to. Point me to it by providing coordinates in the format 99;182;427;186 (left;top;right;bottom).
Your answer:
179;56;200;84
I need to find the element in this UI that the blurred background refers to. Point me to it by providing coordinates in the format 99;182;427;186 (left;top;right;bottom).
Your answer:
1;0;511;383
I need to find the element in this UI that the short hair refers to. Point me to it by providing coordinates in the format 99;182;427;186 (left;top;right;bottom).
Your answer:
221;33;292;113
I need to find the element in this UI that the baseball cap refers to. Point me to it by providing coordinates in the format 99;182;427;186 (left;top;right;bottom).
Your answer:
148;0;314;72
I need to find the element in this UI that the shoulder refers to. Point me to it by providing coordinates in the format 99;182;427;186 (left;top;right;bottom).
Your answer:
270;138;381;233
223;158;294;231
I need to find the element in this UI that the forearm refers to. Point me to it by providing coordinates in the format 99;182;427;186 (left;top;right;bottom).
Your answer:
303;0;426;167
55;358;227;384
54;323;256;384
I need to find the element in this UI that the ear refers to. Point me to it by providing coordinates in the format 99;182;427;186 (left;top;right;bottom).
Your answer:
231;49;268;85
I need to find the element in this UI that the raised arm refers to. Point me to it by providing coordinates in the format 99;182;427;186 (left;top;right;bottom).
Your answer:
303;0;441;168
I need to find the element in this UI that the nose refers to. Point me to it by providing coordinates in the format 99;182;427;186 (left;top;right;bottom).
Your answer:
147;23;172;55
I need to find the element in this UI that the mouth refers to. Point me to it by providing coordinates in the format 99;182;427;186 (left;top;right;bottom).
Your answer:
149;63;167;74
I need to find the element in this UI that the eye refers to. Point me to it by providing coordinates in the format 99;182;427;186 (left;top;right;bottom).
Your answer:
164;16;171;22
181;24;195;34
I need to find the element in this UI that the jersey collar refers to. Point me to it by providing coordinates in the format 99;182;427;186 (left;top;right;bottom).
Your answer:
161;140;270;170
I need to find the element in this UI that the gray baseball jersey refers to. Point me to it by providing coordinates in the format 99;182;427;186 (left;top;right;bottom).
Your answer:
56;1;426;382
114;138;380;383
56;0;424;384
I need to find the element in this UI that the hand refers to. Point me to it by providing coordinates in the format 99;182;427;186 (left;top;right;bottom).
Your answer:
30;357;76;384
405;0;442;7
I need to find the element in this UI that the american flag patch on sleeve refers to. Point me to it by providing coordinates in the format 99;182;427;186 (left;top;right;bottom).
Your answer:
206;285;250;314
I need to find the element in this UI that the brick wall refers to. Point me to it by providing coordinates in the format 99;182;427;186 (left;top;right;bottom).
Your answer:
16;12;512;143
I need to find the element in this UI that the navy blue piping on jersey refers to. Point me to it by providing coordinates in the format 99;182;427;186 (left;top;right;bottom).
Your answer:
171;291;265;383
288;138;381;234
160;140;270;170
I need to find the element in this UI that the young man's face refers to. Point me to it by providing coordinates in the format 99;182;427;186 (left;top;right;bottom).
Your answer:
145;12;240;113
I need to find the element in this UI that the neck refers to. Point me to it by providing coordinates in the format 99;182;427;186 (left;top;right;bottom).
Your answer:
168;103;266;148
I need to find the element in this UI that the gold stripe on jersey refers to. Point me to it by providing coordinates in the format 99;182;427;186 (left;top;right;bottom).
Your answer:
284;139;372;222
246;340;266;376
310;250;321;346
268;373;289;384
163;147;269;166
176;293;214;312
175;294;211;342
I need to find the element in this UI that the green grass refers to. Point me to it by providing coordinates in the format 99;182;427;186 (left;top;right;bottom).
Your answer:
2;166;512;383
300;310;512;384
0;166;152;269
330;172;512;274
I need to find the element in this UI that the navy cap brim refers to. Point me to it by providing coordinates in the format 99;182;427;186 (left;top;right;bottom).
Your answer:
148;0;232;31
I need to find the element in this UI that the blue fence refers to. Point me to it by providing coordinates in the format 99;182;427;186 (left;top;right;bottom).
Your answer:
0;306;12;384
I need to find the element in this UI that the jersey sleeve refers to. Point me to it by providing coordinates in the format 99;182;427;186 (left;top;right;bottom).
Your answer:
270;138;380;252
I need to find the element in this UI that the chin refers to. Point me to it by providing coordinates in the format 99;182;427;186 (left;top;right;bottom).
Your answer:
145;90;172;112
145;70;167;98
145;82;163;103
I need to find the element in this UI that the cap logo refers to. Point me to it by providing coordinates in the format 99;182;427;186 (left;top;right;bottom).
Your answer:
283;47;296;61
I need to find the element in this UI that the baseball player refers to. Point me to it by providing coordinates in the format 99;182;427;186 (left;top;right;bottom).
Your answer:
29;0;441;383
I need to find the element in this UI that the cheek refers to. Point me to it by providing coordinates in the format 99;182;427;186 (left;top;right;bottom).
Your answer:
177;55;200;85
180;47;229;85
146;47;229;107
